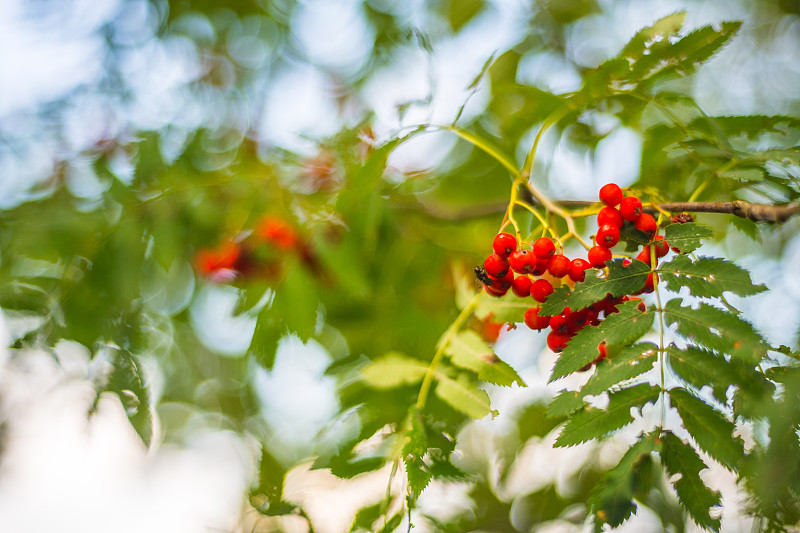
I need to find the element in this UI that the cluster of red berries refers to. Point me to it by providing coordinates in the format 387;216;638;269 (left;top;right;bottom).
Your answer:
195;215;307;281
476;183;670;369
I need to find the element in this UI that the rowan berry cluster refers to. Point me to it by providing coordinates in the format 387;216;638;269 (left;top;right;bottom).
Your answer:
476;183;670;369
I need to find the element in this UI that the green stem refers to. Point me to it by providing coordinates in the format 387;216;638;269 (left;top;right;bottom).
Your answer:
415;293;481;411
441;125;519;177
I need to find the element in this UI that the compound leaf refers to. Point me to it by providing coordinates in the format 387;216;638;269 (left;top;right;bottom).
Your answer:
582;342;659;397
658;255;767;298
669;387;745;471
661;431;722;532
555;383;660;447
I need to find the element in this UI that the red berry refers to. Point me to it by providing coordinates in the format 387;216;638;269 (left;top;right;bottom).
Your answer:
484;254;509;278
547;331;572;353
653;236;669;258
524;307;550;330
484;284;507;297
511;275;533;298
634;213;657;236
596;341;608;363
619;196;643;222
635;248;656;267
257;217;298;250
508;249;536;274
599;183;623;207
587;245;612;268
530;279;554;303
493;232;517;258
596;224;620;248
597;206;623;229
531;258;549;276
548;254;570;278
568;258;591;282
533;237;556;260
549;311;569;334
565;308;590;331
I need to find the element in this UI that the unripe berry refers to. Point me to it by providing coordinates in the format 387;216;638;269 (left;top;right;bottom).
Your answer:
619;196;643;222
599;183;623;207
493;232;517;258
634;212;657;237
597;206;623;229
568;258;591;282
548;254;570;278
508;249;536;274
547;331;572;353
533;237;556;260
484;253;509;278
596;224;620;248
530;279;554;303
511;275;533;298
587;245;612;268
524;307;550;330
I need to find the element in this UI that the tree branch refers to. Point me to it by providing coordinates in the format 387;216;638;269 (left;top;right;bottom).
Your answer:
403;193;800;224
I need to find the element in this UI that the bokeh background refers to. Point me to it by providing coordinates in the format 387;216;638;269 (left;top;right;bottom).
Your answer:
1;0;799;532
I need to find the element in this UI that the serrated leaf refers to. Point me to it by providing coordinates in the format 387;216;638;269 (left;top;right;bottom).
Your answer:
547;389;585;418
247;306;283;370
540;259;650;316
445;330;525;386
664;223;713;254
550;301;655;381
435;373;497;419
554;383;660;447
620;12;686;60
663;298;768;363
582;343;659;397
590;433;661;530
661;431;722;532
404;456;431;501
103;348;152;446
667;345;737;405
361;352;428;389
619;223;651;252
669;387;744;471
657;255;767;298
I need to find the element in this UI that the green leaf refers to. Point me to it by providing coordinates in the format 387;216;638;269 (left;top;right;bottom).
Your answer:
657;255;767;298
582;343;659;397
554;383;660;447
475;290;530;322
620;12;686;60
102;348;152;446
445;330;525;387
435;373;497;419
547;389;585;418
550;301;655;382
361;352;428;389
519;402;567;440
661;431;722;532
540;259;650;316
272;265;318;341
669;388;745;471
589;433;660;530
664;223;713;254
247;305;283;370
547;343;657;418
667;345;737;405
663;298;768;364
250;444;292;516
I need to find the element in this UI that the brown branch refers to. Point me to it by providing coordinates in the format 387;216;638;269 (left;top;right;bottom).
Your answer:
402;194;800;224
